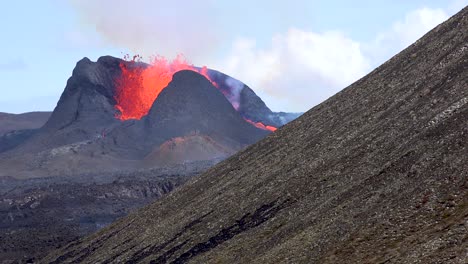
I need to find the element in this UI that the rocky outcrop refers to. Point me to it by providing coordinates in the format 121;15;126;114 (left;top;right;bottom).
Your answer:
206;69;302;127
0;57;298;178
144;70;268;146
0;160;216;263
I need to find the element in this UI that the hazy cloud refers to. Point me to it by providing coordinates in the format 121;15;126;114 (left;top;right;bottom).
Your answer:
213;30;371;112
214;6;459;112
69;0;220;62
365;7;449;65
62;29;104;49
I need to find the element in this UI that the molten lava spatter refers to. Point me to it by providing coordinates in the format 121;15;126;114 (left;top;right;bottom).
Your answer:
114;55;217;120
114;54;277;132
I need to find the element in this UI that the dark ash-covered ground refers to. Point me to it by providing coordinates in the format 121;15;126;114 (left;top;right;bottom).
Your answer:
0;160;217;263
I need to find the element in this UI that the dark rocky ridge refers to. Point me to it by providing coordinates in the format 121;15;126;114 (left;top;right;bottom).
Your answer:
0;57;297;177
44;6;467;264
205;69;302;127
146;70;268;147
105;70;269;160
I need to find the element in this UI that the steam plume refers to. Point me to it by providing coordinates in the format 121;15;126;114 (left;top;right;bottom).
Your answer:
70;0;220;63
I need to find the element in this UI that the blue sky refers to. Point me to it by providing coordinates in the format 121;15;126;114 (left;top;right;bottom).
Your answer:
0;0;466;113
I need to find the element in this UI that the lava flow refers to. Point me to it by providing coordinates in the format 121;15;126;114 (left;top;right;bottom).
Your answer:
114;54;217;121
114;54;277;132
245;119;277;132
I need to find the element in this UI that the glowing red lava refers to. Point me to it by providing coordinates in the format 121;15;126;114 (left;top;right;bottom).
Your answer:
245;119;277;132
114;54;277;132
114;54;217;120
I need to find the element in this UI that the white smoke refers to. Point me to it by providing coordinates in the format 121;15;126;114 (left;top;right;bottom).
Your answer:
69;0;220;63
224;77;245;110
365;7;449;65
211;6;457;112
212;30;371;112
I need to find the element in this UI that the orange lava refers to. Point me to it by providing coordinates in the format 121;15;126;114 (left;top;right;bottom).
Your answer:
114;54;277;132
115;54;217;120
244;118;277;132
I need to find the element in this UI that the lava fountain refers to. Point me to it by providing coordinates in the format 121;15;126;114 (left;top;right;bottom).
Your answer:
114;54;217;120
114;54;277;131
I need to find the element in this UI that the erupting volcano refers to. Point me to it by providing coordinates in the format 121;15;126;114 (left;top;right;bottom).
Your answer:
114;55;277;131
0;50;303;261
115;55;218;121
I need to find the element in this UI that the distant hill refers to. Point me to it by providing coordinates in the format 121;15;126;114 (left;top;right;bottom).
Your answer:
44;6;467;264
0;111;51;135
0;112;51;153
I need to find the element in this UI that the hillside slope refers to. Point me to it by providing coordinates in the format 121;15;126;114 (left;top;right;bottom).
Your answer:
0;111;51;135
0;112;51;152
44;6;468;264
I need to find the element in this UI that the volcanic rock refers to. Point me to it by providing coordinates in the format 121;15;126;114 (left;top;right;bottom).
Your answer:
0;57;290;178
44;6;467;263
24;57;122;152
145;70;268;146
0;162;214;263
206;69;302;127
